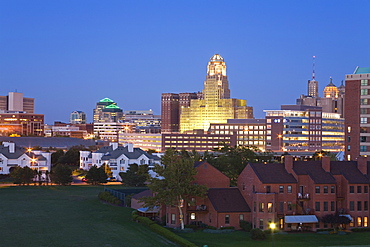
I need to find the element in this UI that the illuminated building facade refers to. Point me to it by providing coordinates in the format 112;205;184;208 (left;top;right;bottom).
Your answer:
265;105;344;153
118;132;162;152
93;122;135;142
345;67;370;160
0;113;44;136
209;119;266;151
93;98;124;123
180;54;253;132
124;110;161;133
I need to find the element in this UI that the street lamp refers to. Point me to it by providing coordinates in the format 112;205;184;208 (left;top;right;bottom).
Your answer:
269;222;276;247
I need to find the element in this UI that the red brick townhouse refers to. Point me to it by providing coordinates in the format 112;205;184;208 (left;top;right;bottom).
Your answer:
237;155;370;231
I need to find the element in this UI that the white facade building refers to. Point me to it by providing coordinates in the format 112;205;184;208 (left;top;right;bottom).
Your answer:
0;142;51;174
79;143;161;181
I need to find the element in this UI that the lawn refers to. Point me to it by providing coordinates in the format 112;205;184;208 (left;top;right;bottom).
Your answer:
177;229;370;247
0;185;177;247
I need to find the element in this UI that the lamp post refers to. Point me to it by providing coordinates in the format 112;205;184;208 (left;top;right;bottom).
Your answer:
269;222;276;247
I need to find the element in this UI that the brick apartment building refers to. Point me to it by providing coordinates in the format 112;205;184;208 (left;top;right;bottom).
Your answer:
136;156;370;231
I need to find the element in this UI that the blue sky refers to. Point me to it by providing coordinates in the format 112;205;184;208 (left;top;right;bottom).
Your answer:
1;1;369;124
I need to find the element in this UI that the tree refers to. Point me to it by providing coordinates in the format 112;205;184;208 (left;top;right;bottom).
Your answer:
10;166;36;186
141;149;207;230
119;163;148;187
85;165;107;185
51;149;65;165
321;213;351;232
50;164;73;185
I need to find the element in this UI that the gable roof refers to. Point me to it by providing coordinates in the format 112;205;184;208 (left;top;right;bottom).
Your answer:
131;190;153;200
96;146;160;161
293;161;336;184
207;188;251;213
249;163;297;184
0;145;26;159
330;161;370;184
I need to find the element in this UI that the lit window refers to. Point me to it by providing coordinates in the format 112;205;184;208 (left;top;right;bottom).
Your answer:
358;217;362;227
190;213;196;220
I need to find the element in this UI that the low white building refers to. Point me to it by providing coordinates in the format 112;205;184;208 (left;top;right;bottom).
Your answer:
79;143;161;181
0;142;51;174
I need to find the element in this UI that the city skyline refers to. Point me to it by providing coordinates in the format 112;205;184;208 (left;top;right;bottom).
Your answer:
1;1;370;124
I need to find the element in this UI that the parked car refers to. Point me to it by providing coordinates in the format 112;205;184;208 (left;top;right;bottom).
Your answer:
81;177;87;182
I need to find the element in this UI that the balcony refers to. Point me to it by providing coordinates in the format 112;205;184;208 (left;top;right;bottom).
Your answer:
297;193;310;200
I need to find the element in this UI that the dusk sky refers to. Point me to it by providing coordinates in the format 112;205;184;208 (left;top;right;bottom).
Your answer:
1;1;370;124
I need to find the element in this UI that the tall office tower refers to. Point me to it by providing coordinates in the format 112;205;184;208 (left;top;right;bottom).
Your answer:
308;56;318;98
70;111;86;124
93;98;123;123
180;54;253;132
345;67;370;160
0;92;34;113
161;93;180;133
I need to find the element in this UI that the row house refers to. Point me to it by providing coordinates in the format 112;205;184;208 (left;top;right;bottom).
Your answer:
79;143;161;180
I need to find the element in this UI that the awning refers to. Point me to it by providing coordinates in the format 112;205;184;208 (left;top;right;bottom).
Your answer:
137;206;159;213
339;214;352;221
285;215;318;223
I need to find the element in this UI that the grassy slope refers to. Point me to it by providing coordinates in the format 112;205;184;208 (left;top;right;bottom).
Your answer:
177;230;370;247
0;186;177;247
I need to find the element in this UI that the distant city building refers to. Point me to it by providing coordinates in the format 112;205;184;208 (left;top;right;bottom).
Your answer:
93;98;124;123
44;121;93;139
345;67;370;160
162;129;236;152
79;143;161;180
0;112;44;136
264;105;344;153
70;110;86;124
179;54;253;132
161;54;253;134
0;142;51;174
209;119;266;151
118;132;162;152
93;122;135;142
0;92;34;113
124;110;161;133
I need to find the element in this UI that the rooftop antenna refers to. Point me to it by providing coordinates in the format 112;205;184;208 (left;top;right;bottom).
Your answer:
312;56;316;80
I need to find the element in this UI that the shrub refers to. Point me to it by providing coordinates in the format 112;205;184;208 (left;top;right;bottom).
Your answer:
240;220;252;232
206;225;217;230
98;191;122;205
137;216;156;226
149;224;197;247
220;226;235;230
251;228;266;240
184;224;198;230
352;227;370;232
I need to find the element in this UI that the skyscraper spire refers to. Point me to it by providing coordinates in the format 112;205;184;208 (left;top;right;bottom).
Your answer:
312;55;316;80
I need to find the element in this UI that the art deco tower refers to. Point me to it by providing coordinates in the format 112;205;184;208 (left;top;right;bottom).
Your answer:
180;54;253;132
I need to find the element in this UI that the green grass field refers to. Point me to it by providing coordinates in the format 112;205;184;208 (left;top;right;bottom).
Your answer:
0;185;177;247
2;185;370;247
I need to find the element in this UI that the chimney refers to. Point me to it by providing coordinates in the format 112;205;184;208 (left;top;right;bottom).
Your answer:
110;142;118;150
322;156;331;173
127;143;134;152
357;156;368;175
3;142;15;153
284;155;294;174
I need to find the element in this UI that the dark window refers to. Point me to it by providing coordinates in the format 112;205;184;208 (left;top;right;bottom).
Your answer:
365;201;369;211
323;186;328;193
358;186;362;193
324;202;328;211
331;186;335;193
225;214;230;224
253;202;256;212
171;214;176;224
287;202;292;211
358;201;362;211
365;186;368;193
279;185;284;193
266;186;271;193
361;136;367;142
287;185;292;193
279;202;284;212
259;219;264;229
315;186;320;194
350;186;354;193
350;201;354;211
331;201;335;211
315;202;320;211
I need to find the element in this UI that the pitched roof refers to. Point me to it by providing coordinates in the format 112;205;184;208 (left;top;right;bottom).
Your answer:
207;188;250;213
0;136;95;149
97;146;160;161
330;161;370;184
131;190;153;200
293;161;336;184
249;163;297;184
0;145;25;159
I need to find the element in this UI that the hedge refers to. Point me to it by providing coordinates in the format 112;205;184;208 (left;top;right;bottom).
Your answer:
132;213;197;247
98;191;121;205
352;227;370;232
